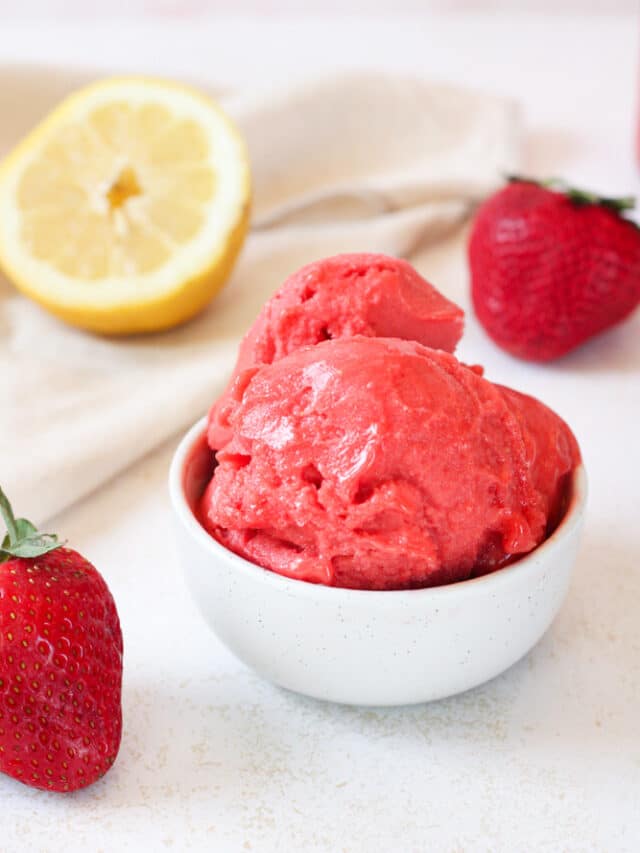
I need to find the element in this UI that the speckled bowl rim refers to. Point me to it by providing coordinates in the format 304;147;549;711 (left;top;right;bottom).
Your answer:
169;416;587;604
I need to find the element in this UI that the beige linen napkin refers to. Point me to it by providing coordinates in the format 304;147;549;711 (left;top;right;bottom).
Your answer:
0;67;520;522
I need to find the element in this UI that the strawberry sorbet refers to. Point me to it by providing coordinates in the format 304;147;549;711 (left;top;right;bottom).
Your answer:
208;253;464;450
200;335;580;590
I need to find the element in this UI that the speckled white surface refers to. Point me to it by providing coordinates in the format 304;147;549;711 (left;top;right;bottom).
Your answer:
1;9;639;852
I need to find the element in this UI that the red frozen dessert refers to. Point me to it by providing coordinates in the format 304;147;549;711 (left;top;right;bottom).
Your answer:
208;253;464;450
200;336;580;590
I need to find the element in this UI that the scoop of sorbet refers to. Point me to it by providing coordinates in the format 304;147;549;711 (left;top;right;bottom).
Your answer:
200;336;580;590
208;253;464;450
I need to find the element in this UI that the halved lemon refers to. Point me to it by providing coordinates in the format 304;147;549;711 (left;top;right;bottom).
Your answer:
0;77;250;334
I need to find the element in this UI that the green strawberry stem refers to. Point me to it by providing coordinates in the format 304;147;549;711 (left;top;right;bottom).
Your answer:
0;486;18;545
506;174;636;215
0;486;61;563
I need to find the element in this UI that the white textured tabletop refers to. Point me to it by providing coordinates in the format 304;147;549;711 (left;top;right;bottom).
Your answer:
1;9;639;852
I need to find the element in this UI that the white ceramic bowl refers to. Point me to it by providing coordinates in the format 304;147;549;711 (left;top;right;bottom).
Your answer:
170;417;587;707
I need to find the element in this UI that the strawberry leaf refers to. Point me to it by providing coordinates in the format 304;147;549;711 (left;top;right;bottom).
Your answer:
0;486;61;562
1;534;60;560
14;518;38;539
506;174;637;217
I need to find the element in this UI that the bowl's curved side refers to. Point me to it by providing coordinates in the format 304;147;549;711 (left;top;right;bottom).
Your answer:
170;418;587;706
175;512;583;706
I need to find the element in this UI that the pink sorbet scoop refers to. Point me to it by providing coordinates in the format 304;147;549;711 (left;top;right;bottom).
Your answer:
208;253;464;450
200;336;579;590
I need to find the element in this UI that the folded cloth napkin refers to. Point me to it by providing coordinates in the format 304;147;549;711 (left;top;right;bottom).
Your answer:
0;66;520;522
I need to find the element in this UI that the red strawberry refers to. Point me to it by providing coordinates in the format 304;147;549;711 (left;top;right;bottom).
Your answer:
0;487;123;792
468;177;640;361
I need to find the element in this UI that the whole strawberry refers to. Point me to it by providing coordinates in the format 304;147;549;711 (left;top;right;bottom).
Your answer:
469;177;640;361
0;488;123;792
